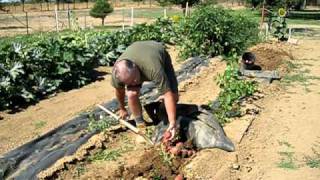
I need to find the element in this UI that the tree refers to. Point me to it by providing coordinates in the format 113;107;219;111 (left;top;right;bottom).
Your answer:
90;0;113;26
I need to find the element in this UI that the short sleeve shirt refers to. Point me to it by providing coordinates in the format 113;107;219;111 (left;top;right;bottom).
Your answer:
111;41;177;94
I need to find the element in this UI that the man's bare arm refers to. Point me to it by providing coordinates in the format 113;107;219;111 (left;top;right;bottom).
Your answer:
164;90;177;134
115;88;126;109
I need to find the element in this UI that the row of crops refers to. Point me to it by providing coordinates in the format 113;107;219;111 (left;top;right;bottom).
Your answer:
0;4;260;110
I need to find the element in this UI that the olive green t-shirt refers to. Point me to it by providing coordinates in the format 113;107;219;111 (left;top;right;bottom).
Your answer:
111;41;178;95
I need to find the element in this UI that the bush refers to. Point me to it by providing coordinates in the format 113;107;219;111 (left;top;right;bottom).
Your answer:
176;5;259;59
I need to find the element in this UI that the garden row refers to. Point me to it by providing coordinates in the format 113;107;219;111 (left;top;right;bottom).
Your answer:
0;4;259;110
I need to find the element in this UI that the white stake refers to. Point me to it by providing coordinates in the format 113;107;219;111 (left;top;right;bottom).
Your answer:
164;8;167;18
131;7;134;26
55;5;59;32
185;2;189;17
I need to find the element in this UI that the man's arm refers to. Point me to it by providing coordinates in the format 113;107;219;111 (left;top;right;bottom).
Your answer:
115;88;128;119
163;90;177;137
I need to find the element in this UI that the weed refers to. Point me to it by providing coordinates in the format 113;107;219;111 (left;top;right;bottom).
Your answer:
150;169;162;180
278;140;293;148
89;149;122;162
304;139;320;169
34;120;47;129
277;151;298;170
87;113;118;132
159;145;173;166
75;164;86;177
145;126;155;140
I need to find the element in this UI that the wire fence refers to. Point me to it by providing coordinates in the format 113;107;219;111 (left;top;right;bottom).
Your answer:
0;5;185;37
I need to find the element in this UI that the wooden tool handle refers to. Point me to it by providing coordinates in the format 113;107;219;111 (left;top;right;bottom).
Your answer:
97;104;140;134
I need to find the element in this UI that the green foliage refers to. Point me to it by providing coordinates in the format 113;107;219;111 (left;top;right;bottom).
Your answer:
272;16;288;41
277;140;299;170
90;0;113;25
176;5;259;59
89;149;122;162
213;62;257;124
87;113;119;132
0;34;96;110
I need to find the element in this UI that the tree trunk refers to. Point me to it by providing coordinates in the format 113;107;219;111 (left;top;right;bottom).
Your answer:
22;2;25;12
302;0;306;9
102;17;105;26
46;1;49;11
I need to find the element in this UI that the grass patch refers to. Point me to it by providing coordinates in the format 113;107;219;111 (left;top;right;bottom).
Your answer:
281;61;320;92
33;120;47;129
132;8;182;19
304;139;320;169
231;8;320;26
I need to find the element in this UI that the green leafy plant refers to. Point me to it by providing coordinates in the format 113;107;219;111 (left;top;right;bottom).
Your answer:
212;61;257;125
176;5;259;59
271;15;288;41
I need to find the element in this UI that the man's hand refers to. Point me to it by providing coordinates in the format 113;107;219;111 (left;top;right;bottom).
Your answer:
118;108;129;120
166;122;176;140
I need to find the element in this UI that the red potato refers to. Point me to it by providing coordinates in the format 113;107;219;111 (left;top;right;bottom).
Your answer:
169;146;181;156
163;131;172;140
181;149;188;158
188;150;197;157
175;142;184;150
175;174;184;180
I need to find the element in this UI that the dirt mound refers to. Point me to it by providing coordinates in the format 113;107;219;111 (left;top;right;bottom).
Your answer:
123;148;186;179
248;42;293;74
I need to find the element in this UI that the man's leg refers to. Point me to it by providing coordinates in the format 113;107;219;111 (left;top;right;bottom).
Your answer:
126;86;145;127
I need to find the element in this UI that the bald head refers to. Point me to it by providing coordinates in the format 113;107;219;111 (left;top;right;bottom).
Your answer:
113;60;140;86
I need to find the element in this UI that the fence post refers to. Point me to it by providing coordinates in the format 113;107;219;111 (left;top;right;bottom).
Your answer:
265;23;268;40
131;7;134;26
185;2;188;17
25;12;29;34
55;5;59;32
68;8;71;29
122;9;125;30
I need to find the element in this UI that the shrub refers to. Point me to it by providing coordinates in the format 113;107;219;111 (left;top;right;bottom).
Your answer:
176;5;259;59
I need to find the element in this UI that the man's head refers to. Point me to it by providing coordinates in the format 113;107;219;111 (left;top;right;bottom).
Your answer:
113;59;141;86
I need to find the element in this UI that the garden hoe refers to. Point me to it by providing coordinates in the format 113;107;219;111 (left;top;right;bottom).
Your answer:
97;104;154;145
